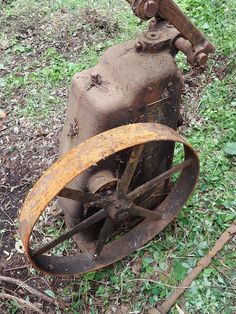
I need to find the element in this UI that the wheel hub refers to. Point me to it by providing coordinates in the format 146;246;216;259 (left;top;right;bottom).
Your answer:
106;196;132;221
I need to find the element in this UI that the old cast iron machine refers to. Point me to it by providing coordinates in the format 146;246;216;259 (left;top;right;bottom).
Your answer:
19;0;215;275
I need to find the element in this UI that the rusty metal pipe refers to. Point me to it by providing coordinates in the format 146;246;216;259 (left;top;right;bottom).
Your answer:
127;0;214;51
175;37;208;66
158;0;214;50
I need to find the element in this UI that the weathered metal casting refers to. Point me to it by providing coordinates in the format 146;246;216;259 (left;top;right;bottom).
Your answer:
135;21;179;53
58;18;185;253
126;0;215;65
19;124;199;275
19;0;215;275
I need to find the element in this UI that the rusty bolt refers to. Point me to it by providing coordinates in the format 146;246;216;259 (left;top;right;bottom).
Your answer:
196;52;208;66
144;0;159;18
135;41;143;52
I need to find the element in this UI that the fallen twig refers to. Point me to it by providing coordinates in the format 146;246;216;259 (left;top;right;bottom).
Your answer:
0;292;44;314
0;275;56;306
4;264;29;272
0;126;9;134
150;219;236;314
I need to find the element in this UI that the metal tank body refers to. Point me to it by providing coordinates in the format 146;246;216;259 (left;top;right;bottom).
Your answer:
59;22;183;249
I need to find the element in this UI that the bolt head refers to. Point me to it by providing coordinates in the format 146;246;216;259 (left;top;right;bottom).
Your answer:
196;52;208;66
144;0;159;18
135;41;143;52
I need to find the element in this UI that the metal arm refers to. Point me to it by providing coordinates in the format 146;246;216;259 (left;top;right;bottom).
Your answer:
126;0;215;65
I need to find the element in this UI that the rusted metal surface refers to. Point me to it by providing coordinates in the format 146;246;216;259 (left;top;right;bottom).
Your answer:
58;18;183;251
19;123;199;275
32;209;106;257
87;170;117;194
144;0;159;18
128;158;192;200
135;21;180;53
117;144;144;197
127;0;160;20
174;36;208;66
126;0;215;65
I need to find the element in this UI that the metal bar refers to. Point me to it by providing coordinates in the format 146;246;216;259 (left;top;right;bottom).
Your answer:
117;145;144;196
154;220;236;314
128;204;162;220
32;209;106;256
125;0;215;62
127;158;192;201
94;217;114;257
158;0;215;51
58;187;97;203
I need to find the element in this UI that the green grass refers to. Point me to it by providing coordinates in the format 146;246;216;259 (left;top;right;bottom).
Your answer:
1;0;236;313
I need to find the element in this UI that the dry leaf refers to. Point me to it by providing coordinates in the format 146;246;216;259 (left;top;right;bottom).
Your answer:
176;304;185;314
131;257;142;275
0;109;6;119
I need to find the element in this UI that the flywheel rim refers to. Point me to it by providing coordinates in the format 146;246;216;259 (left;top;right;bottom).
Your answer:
19;123;199;276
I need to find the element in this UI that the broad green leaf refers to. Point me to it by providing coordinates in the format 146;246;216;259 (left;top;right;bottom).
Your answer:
173;261;188;281
203;267;214;277
149;295;158;305
152;287;160;295
224;142;236;156
84;271;96;281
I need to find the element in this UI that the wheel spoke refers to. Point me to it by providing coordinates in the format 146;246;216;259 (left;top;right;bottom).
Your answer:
117;145;144;196
127;204;162;220
58;187;100;203
94;217;114;257
32;209;106;257
127;158;192;201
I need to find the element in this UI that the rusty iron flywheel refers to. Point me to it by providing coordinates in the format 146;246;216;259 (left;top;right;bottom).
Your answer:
19;123;199;276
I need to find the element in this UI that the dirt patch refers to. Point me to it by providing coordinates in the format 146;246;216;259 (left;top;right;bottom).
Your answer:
0;5;118;68
0;117;62;313
180;55;231;129
0;115;61;258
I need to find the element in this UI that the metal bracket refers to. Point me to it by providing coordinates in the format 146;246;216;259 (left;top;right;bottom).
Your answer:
126;0;215;65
